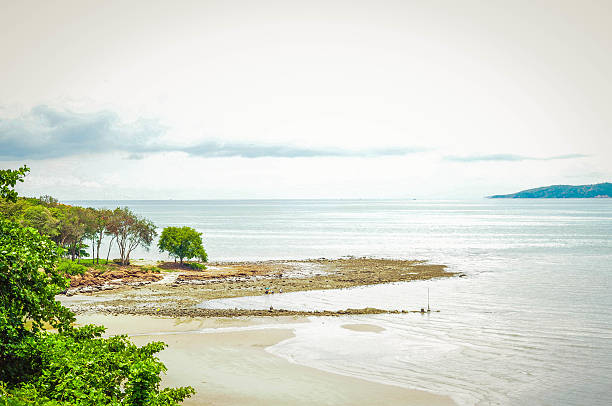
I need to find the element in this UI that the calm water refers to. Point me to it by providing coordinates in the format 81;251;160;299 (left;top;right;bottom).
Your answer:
67;199;612;405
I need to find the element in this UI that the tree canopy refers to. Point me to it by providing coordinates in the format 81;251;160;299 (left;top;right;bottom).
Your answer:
106;207;157;265
0;196;157;266
158;226;208;265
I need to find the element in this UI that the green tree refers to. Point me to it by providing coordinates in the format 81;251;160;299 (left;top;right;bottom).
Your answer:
0;167;194;404
37;195;59;206
158;226;208;265
92;208;111;264
81;207;99;263
0;166;72;380
19;205;60;238
56;207;86;261
0;165;29;203
106;207;157;265
0;214;73;382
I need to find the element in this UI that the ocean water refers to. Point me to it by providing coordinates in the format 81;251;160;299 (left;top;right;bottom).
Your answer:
68;199;612;405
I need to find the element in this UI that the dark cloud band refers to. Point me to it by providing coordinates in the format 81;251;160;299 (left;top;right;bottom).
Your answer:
0;105;163;160
0;105;424;160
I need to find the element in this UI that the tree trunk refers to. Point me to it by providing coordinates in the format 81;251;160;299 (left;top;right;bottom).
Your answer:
96;234;102;264
116;235;126;265
106;236;115;263
77;240;81;263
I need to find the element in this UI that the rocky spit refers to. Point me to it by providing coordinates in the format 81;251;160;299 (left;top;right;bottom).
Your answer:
61;257;457;317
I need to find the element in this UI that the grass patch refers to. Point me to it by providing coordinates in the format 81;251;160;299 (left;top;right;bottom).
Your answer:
57;260;87;275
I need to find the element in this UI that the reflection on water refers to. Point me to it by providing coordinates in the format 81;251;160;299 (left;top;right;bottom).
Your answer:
201;259;612;406
68;199;612;405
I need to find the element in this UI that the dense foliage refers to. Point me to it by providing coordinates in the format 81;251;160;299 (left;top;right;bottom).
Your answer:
56;260;88;276
0;167;194;405
0;166;29;203
1;327;194;405
0;216;74;383
0;199;157;266
158;227;207;265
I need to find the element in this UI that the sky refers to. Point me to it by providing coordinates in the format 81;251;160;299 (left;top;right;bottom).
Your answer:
1;0;611;199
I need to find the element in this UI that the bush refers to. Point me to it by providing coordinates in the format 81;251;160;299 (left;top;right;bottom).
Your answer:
56;260;87;276
186;262;206;271
141;265;162;273
2;325;194;405
73;258;110;266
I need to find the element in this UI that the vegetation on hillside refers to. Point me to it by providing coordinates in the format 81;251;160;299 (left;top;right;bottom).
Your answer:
489;182;612;198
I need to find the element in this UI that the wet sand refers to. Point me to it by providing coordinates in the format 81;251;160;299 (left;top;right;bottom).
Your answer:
77;314;455;406
341;323;386;333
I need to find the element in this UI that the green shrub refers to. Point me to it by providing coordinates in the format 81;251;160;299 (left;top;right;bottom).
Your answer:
73;258;110;267
186;262;206;271
56;260;87;276
2;325;194;405
141;265;162;273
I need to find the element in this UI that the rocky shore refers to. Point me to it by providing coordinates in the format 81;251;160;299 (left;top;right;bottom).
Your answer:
67;266;163;293
60;257;457;317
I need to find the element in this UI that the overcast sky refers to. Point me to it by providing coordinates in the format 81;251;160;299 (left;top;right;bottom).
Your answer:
1;0;611;199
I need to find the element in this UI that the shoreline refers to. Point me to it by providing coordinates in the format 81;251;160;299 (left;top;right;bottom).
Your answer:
76;314;456;406
61;258;460;405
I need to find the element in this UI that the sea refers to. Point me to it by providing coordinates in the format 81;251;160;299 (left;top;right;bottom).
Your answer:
66;199;612;406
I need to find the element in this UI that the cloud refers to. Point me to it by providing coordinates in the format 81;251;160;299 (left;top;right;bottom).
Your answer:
180;142;424;158
0;105;164;160
1;105;425;160
444;153;588;162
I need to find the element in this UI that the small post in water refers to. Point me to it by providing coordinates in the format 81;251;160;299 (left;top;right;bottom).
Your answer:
427;287;430;312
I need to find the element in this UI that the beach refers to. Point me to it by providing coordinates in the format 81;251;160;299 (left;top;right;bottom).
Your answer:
75;314;455;406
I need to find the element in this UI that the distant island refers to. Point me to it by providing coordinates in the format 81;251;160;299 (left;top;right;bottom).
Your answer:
489;182;612;198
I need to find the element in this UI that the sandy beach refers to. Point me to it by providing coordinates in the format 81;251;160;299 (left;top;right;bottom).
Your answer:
76;314;455;406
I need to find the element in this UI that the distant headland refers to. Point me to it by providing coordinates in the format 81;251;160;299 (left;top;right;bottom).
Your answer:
488;182;612;198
